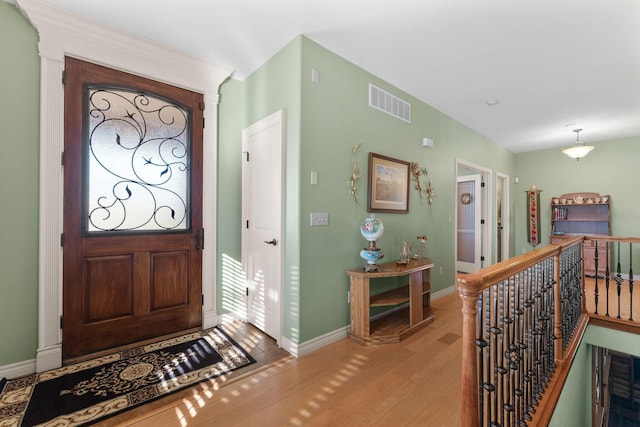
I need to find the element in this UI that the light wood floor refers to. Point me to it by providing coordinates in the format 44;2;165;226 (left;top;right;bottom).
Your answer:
98;292;464;427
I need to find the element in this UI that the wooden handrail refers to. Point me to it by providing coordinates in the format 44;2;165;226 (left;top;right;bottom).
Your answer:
459;235;640;426
457;236;583;426
456;237;582;296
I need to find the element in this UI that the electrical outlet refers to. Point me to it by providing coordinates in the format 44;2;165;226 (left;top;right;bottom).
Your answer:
310;212;329;226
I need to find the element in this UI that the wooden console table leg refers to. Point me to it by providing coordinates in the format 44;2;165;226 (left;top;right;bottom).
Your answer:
349;276;370;340
409;271;423;326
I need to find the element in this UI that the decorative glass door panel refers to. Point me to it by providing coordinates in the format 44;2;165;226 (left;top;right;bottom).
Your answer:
86;88;190;233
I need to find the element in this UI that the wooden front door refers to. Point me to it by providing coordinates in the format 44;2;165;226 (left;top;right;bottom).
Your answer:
62;57;203;359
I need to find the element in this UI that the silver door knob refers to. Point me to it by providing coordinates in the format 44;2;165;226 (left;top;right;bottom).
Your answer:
264;239;277;246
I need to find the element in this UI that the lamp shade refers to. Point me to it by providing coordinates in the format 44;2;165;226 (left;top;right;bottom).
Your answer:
562;144;594;160
563;129;594;160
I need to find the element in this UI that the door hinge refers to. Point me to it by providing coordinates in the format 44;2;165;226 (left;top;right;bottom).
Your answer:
60;315;63;329
243;151;249;162
480;219;485;225
481;256;485;262
246;220;249;229
202;294;204;305
246;287;249;296
201;228;205;250
62;70;66;85
195;230;202;250
61;152;65;166
481;182;486;187
60;233;65;247
203;117;205;129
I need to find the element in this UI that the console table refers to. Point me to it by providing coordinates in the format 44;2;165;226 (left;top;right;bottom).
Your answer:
347;258;434;345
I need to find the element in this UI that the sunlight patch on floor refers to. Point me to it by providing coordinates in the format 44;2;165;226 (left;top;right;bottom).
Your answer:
287;353;368;425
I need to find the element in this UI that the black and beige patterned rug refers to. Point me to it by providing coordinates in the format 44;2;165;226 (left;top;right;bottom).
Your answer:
0;327;255;426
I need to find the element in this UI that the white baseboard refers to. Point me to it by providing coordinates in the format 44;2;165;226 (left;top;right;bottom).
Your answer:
36;344;62;373
291;326;349;358
292;285;457;357
432;285;457;299
0;358;35;380
203;308;219;330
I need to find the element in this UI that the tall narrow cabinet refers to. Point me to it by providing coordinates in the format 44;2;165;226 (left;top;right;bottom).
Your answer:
550;192;610;277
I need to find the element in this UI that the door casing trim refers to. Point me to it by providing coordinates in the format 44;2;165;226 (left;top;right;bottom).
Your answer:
17;0;232;372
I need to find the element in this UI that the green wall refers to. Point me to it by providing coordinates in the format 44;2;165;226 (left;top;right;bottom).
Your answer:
297;37;515;342
216;36;516;344
514;137;640;255
216;78;244;318
218;36;304;342
0;3;40;366
550;325;640;426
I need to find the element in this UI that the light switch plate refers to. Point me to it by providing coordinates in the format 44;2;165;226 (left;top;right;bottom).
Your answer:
310;212;329;226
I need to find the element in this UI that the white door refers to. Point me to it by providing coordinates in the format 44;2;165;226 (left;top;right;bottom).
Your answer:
456;174;482;272
241;110;284;342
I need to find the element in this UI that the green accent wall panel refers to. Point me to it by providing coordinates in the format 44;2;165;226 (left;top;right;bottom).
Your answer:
0;3;40;366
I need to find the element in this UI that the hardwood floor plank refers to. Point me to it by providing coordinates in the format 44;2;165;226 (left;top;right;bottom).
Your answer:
103;292;463;426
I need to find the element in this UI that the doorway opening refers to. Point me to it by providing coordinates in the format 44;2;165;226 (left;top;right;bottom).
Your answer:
496;172;510;263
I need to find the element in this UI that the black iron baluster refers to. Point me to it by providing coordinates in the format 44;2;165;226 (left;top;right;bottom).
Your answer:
605;244;610;317
493;284;502;426
594;240;599;314
616;242;623;319
498;280;507;427
524;269;534;421
504;277;515;427
477;291;486;427
629;243;634;322
514;273;525;425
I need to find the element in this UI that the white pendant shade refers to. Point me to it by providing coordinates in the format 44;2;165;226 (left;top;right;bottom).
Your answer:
563;129;594;160
562;144;594;159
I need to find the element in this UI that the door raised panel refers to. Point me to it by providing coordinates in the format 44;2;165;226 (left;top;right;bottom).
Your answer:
151;251;189;310
84;255;133;323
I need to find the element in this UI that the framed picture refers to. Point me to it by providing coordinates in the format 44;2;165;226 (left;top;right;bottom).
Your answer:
367;152;410;213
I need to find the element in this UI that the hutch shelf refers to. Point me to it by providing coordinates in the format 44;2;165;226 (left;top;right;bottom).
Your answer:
550;192;610;277
347;258;434;345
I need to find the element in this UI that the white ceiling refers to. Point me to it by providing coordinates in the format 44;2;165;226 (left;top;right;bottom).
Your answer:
22;0;640;152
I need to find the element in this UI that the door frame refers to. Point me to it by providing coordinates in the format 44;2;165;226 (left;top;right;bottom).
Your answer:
20;0;232;372
496;171;510;262
454;158;493;271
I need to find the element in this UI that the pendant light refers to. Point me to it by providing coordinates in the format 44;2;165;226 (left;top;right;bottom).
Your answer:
562;128;594;160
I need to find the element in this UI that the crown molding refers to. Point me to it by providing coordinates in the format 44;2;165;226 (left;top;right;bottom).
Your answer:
16;0;233;94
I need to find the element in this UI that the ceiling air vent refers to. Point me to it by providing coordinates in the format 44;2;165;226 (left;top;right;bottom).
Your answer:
369;83;411;123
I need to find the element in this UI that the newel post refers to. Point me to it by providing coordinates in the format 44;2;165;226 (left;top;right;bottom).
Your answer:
553;252;564;363
457;274;481;427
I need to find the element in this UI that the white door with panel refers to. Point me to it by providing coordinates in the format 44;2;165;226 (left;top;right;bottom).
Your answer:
241;110;284;342
456;174;482;273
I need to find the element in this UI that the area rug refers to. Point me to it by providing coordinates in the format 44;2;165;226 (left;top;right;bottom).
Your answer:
0;327;255;426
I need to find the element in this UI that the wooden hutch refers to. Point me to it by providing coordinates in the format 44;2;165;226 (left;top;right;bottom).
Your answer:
550;192;610;277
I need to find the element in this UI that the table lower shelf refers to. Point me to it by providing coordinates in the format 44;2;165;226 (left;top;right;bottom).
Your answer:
348;305;434;345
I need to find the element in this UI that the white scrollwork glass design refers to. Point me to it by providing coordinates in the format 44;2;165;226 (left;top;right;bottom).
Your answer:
86;88;190;232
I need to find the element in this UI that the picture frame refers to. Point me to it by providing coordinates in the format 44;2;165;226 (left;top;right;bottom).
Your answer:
367;152;410;213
